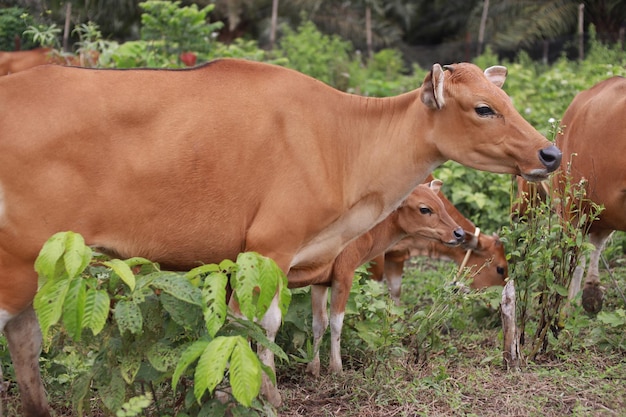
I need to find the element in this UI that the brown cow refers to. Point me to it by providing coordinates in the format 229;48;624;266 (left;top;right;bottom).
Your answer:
514;76;626;313
298;180;464;376
0;59;560;414
369;175;508;305
0;48;99;76
0;48;52;76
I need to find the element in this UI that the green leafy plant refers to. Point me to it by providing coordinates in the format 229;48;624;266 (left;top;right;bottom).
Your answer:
139;0;223;66
34;231;290;415
505;122;604;360
0;6;36;50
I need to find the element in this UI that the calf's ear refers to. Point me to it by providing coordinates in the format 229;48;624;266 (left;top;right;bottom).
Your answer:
428;179;443;194
420;64;446;109
484;65;507;88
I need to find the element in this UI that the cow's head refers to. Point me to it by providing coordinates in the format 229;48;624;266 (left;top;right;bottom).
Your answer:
420;63;561;182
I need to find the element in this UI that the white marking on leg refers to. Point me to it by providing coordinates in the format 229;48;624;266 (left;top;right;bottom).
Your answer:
329;311;345;374
307;286;328;376
0;309;15;333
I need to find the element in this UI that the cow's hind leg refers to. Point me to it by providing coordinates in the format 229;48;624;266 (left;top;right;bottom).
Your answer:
4;305;50;417
581;230;612;314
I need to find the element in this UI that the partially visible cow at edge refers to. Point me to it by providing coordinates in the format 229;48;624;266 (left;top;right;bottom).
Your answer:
0;48;98;76
0;59;560;415
369;174;508;305
299;179;465;376
514;76;626;314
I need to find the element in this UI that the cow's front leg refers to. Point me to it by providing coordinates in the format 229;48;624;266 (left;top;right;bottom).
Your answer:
258;294;283;407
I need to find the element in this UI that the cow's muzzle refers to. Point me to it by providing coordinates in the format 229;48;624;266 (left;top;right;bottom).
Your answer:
538;145;562;173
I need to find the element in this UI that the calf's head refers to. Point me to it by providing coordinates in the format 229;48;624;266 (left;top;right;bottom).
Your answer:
396;180;465;246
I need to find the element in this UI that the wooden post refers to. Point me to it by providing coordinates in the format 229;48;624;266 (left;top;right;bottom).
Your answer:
477;0;489;56
63;2;71;53
269;0;279;50
578;3;584;61
501;280;521;371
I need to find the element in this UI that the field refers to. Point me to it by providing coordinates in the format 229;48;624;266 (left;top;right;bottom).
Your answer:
278;255;626;417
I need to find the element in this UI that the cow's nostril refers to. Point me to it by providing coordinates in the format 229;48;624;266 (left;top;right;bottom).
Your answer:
538;145;562;172
454;228;465;243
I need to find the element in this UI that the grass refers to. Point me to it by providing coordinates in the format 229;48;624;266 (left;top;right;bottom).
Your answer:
278;254;626;417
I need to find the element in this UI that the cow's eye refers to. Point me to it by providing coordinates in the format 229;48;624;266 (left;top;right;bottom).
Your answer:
497;266;505;275
419;207;432;215
475;106;496;116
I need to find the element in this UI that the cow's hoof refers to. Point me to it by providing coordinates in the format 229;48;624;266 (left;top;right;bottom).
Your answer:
582;283;604;314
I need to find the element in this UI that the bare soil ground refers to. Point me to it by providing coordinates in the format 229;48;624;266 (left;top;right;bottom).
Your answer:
278;330;625;417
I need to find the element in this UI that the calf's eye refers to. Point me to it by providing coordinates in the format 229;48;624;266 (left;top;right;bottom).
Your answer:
419;207;432;215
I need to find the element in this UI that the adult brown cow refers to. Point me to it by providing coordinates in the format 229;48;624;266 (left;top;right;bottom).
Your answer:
0;48;99;76
0;59;560;415
369;175;508;304
0;48;52;76
514;76;626;314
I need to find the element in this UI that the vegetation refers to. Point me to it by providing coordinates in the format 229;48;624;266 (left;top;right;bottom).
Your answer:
0;1;624;416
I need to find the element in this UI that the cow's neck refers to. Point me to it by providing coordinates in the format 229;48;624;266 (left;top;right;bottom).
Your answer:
290;93;444;270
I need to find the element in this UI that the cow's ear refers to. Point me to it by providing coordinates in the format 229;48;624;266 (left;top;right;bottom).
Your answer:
428;179;443;194
484;65;507;88
420;64;446;109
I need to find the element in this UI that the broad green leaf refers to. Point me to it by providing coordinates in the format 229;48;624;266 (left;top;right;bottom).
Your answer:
63;232;92;279
100;369;126;412
116;393;153;417
230;337;262;406
172;339;210;392
147;341;185;373
34;231;68;282
255;255;281;319
120;353;142;384
232;253;261;321
160;292;202;329
34;275;72;339
152;272;202;306
223;316;288;362
62;277;87;340
597;310;626;328
194;336;237;402
71;371;93;415
202;272;228;337
104;259;136;292
186;263;220;279
83;289;110;335
114;300;143;335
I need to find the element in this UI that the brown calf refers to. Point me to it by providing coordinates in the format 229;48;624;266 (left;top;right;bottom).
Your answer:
300;180;463;376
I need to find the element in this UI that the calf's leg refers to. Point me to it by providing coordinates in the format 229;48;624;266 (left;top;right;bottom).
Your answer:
4;305;50;417
306;285;329;377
